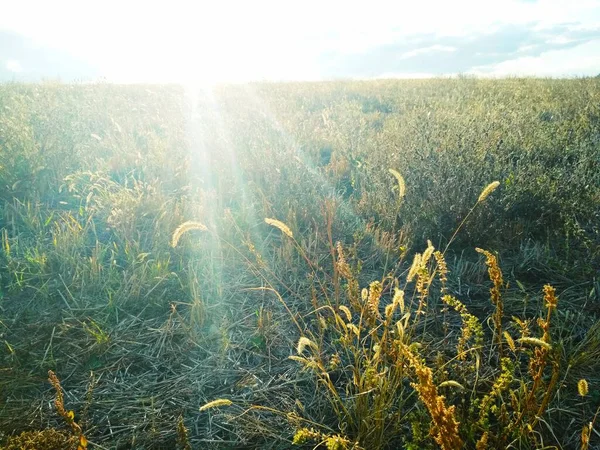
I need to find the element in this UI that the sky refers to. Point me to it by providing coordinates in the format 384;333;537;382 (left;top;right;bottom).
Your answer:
1;0;600;82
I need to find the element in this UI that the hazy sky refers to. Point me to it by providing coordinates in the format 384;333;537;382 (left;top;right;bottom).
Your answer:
1;0;600;82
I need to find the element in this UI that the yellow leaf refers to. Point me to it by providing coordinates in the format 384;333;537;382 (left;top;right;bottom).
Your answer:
67;410;75;420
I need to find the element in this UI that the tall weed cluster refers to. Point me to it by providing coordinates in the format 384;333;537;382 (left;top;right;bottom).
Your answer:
200;182;588;449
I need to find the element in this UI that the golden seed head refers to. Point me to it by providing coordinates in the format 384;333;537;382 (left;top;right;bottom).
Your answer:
578;379;589;397
517;337;552;350
582;422;592;449
407;253;422;282
319;317;327;330
264;218;294;238
347;323;360;337
367;281;383;317
504;331;516;353
297;336;317;354
422;240;435;266
361;288;368;301
543;284;558;309
288;355;310;364
396;320;405;339
388;168;406;201
329;353;341;371
171;221;208;247
385;303;394;319
439;380;465;390
325;434;351;450
339;305;352;322
434;250;449;286
478;181;500;202
199;399;233;411
293;428;321;445
336;242;352;279
392;288;405;314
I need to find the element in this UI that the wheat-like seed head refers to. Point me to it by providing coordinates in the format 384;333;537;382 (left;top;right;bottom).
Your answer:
339;305;352;322
171;221;208;247
478;181;500;202
407;253;422;282
264;218;294;238
439;380;465;390
422;240;435;266
329;353;341;371
582;422;592;450
388;168;406;201
361;288;368;301
504;331;516;353
297;336;317;354
347;323;360;336
199;399;233;411
366;281;383;322
392;288;405;314
396;320;405;339
288;355;310;365
385;303;394;319
517;337;552;350
578;379;589;397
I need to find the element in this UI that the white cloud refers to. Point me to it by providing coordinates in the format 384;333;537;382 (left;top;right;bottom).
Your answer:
469;39;600;77
517;44;539;53
546;36;577;45
399;45;457;60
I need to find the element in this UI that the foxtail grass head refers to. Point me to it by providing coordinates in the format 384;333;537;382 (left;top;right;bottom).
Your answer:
388;168;406;202
199;398;233;411
478;181;500;202
264;218;294;238
171;221;208;247
578;379;589;397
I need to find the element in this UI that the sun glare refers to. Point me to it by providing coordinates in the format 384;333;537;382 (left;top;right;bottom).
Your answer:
2;0;600;81
2;1;600;448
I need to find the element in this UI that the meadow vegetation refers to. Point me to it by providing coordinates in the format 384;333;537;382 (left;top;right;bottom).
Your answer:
0;78;599;448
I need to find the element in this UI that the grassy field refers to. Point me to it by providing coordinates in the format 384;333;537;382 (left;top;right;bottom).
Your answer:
0;78;599;449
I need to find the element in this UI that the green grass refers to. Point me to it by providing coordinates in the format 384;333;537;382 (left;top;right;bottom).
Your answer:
0;78;599;449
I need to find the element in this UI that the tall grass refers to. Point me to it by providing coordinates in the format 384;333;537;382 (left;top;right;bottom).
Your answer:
199;183;575;449
0;79;599;448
